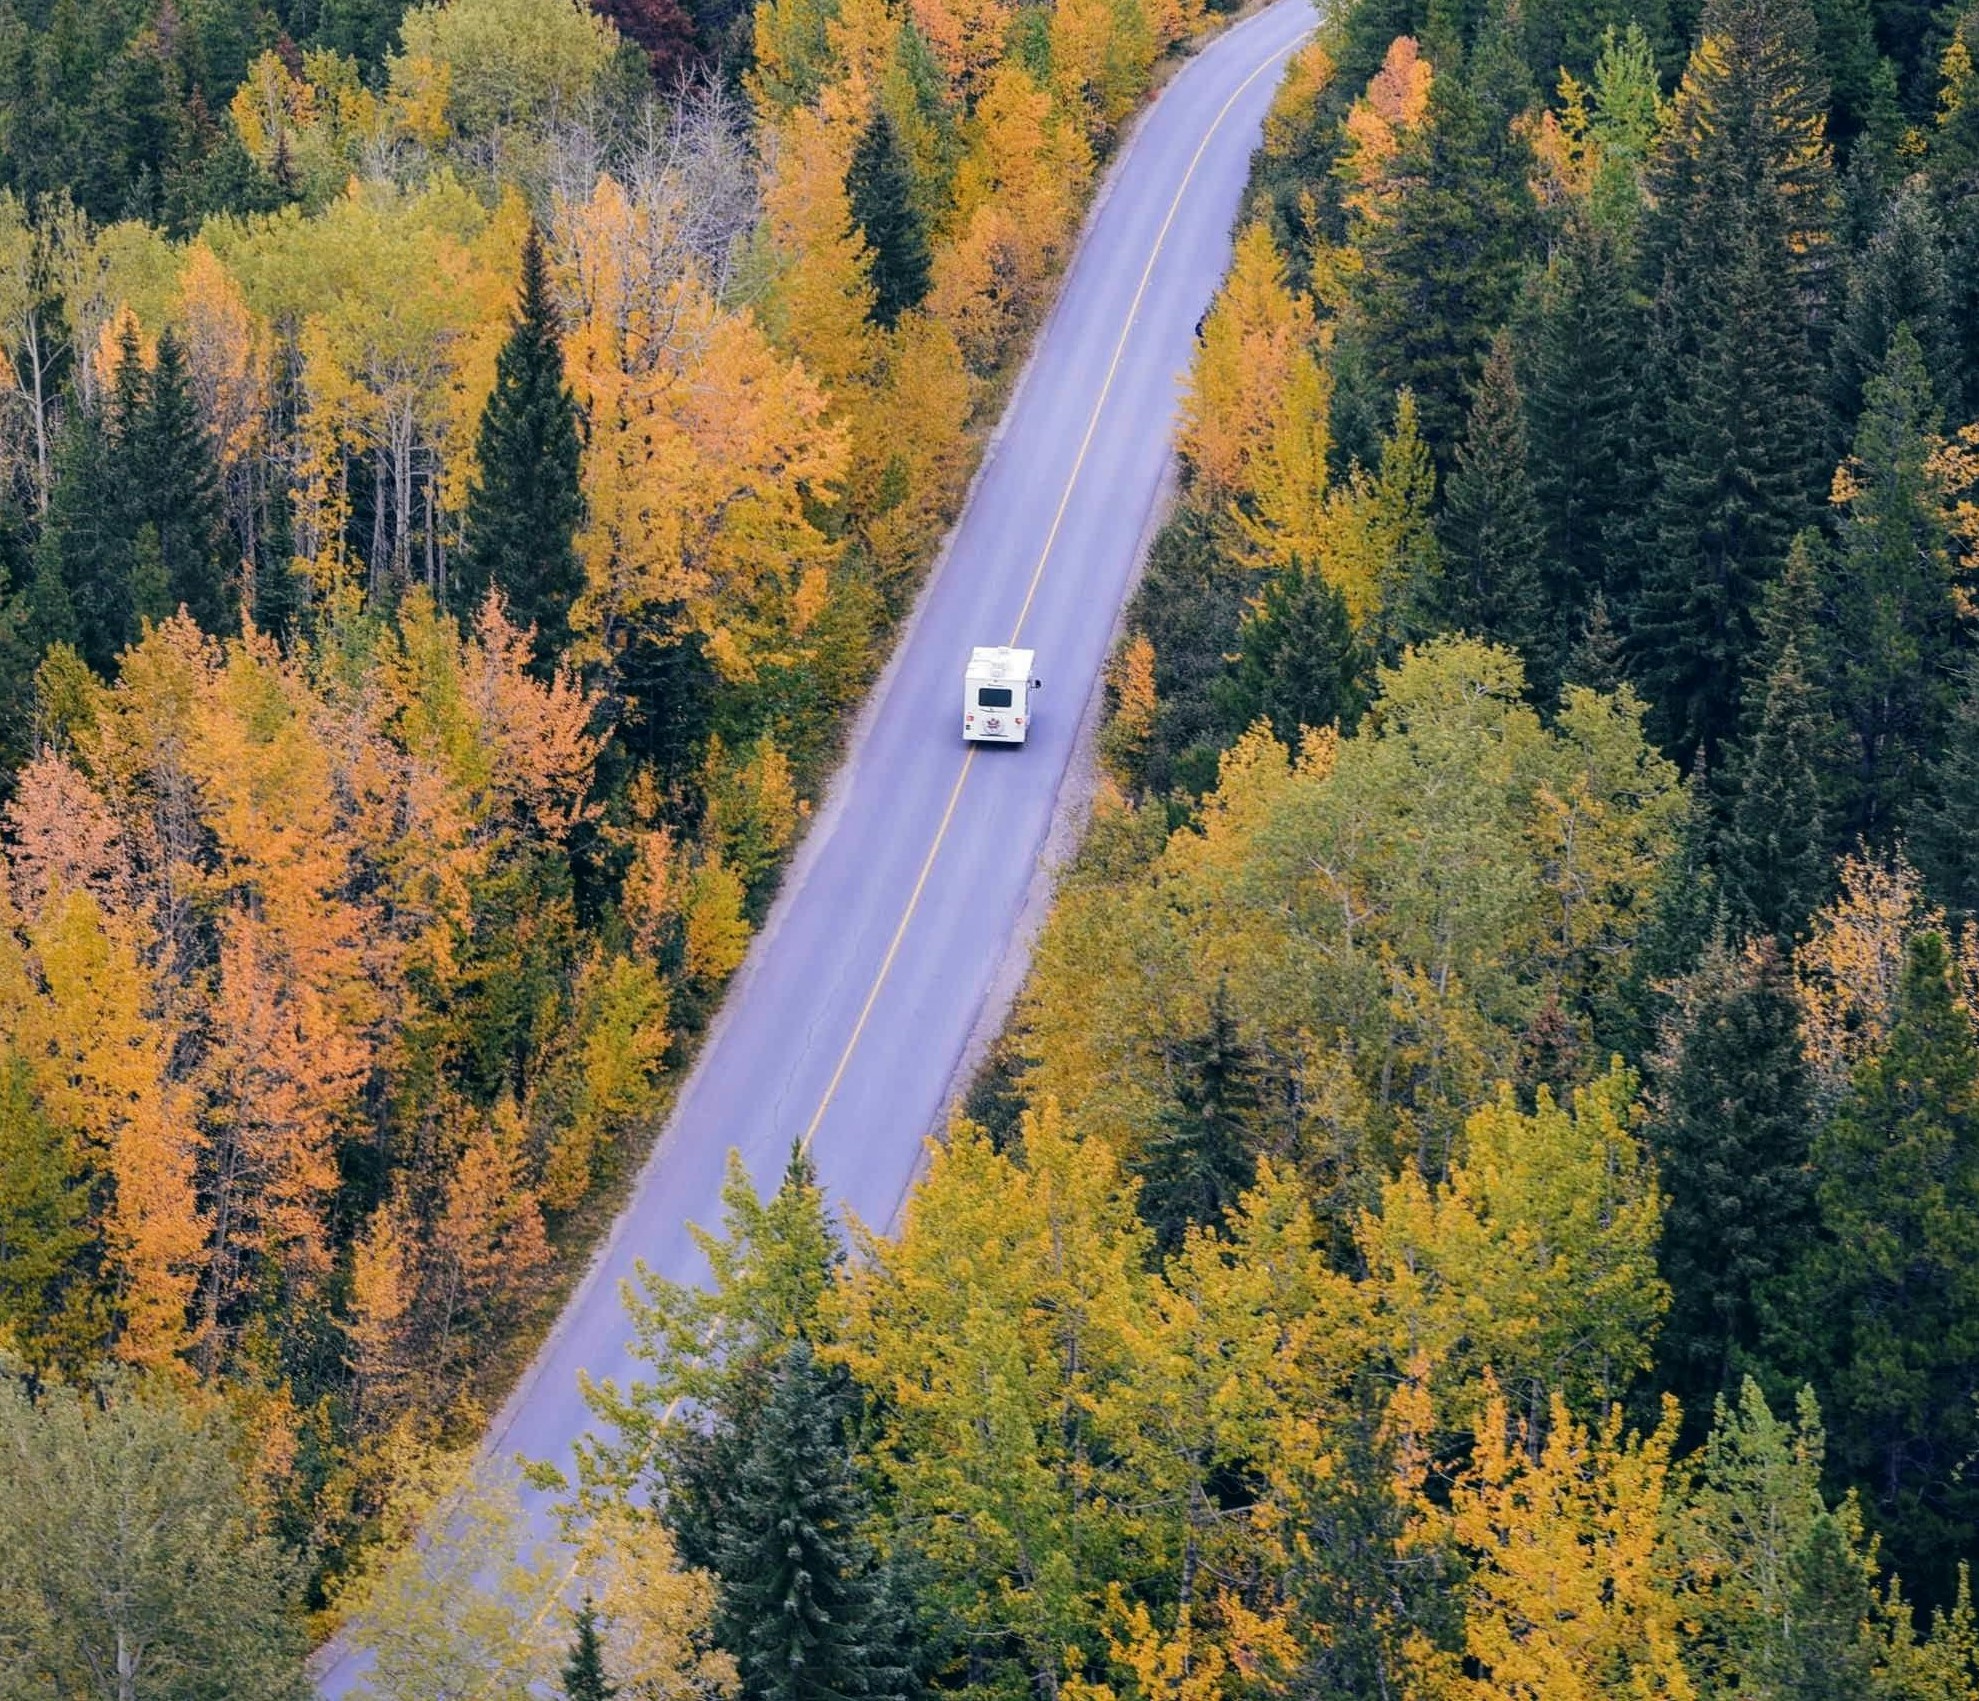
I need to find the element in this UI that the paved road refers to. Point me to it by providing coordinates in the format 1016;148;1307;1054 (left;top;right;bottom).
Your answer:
319;4;1312;1686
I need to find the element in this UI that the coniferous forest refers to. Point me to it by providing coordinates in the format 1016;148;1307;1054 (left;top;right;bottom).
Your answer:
1;0;1979;1691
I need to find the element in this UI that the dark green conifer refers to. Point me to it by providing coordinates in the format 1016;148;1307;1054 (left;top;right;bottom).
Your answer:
1833;179;1959;429
1437;333;1551;691
133;328;231;635
1720;635;1835;940
711;1339;908;1701
1354;22;1540;462
1817;326;1958;845
1133;982;1264;1257
1908;657;1979;923
1628;0;1836;764
1647;938;1816;1415
562;1597;615;1701
846;108;931;330
1523;216;1637;632
456;224;585;665
1777;931;1979;1598
1215;557;1370;740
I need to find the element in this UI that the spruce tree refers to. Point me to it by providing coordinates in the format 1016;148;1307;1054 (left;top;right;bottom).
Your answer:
1628;0;1836;764
1909;657;1979;923
711;1339;907;1701
456;224;585;664
1132;982;1264;1257
1647;938;1816;1416
1833;179;1959;429
132;328;231;635
1523;216;1638;633
1720;635;1835;940
1353;23;1540;462
1366;389;1442;659
1780;931;1979;1598
845;108;931;331
1815;326;1959;846
1631;227;1825;764
1215;557;1370;740
1437;333;1551;691
48;395;137;675
562;1597;615;1701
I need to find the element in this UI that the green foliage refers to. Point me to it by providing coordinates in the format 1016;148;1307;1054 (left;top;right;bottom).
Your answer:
1908;658;1979;923
1628;0;1837;764
1646;940;1815;1413
1437;332;1550;692
710;1340;909;1701
1131;980;1265;1256
0;1054;92;1369
562;1597;616;1701
1812;326;1959;846
1778;932;1979;1595
1215;555;1371;742
1352;25;1541;462
846;108;931;331
0;1370;310;1700
456;224;585;665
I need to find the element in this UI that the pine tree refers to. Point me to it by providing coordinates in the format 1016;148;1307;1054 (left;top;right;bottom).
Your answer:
1780;931;1979;1597
456;224;585;665
1628;0;1836;765
1353;25;1540;463
711;1339;907;1701
0;1053;91;1370
846;108;931;331
1647;939;1816;1415
1815;326;1959;846
1436;332;1551;692
1523;215;1638;634
1215;557;1370;740
1367;389;1443;658
1833;179;1959;429
562;1597;615;1701
132;328;231;636
1132;982;1264;1257
1720;633;1836;940
1909;657;1979;923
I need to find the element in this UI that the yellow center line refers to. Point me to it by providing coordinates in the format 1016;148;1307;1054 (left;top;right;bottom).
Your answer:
795;27;1306;1155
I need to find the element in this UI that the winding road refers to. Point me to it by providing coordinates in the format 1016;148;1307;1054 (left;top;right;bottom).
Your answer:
318;4;1313;1686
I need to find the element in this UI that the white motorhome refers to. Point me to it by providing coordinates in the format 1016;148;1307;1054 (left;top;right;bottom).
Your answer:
963;646;1039;744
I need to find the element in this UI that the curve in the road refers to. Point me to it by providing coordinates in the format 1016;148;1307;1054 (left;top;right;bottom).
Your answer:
318;4;1313;1687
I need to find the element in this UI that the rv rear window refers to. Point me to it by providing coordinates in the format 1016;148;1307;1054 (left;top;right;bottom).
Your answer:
977;686;1014;708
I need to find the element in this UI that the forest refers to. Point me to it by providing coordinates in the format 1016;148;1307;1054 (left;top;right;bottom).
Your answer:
1;0;1977;1689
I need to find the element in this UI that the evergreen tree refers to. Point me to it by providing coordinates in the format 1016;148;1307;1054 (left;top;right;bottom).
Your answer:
1437;333;1551;691
845;108;931;331
0;1053;90;1368
1215;557;1370;740
1909;657;1979;923
1833;179;1960;429
1367;389;1443;659
711;1339;908;1701
1354;24;1540;463
1647;939;1816;1415
1814;326;1959;846
1132;982;1264;1256
1629;0;1836;764
1523;216;1639;634
1720;634;1836;939
47;395;139;676
132;328;231;635
1778;931;1979;1597
562;1597;615;1701
456;224;585;665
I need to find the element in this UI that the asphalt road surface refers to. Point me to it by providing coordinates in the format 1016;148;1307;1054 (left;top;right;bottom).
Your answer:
317;4;1313;1685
